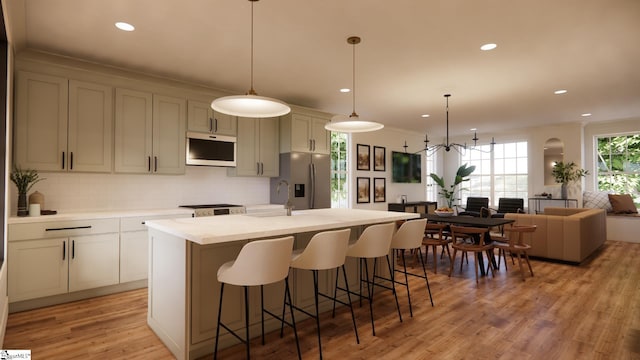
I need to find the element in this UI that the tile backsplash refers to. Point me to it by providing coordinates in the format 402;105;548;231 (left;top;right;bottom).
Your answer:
8;166;270;215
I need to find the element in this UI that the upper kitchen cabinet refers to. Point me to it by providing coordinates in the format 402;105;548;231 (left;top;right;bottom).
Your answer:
280;108;331;154
187;100;237;136
14;72;113;172
229;117;279;177
114;89;186;174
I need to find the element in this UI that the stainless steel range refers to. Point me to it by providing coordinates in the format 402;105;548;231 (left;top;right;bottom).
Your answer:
179;204;246;217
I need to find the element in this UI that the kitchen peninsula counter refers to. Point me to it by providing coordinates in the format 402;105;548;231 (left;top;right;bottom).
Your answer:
145;208;418;360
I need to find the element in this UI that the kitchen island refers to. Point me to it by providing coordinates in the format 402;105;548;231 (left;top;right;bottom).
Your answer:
145;208;419;360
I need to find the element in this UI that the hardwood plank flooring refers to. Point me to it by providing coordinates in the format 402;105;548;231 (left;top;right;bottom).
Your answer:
4;240;640;359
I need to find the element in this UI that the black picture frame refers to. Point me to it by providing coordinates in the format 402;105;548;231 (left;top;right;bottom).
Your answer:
374;177;386;202
356;177;370;203
357;144;370;171
373;146;386;171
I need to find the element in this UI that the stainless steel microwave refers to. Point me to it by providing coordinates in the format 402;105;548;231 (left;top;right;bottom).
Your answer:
186;132;237;167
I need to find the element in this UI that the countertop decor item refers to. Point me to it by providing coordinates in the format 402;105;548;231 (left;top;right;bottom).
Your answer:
10;166;45;217
552;161;588;199
429;163;475;208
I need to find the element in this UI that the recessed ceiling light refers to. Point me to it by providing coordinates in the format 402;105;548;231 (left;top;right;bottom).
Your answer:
421;114;430;118
554;89;567;94
339;88;351;93
581;113;592;117
470;128;477;131
480;43;497;51
115;22;135;31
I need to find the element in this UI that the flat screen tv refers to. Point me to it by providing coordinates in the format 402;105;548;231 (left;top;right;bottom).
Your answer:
391;151;422;183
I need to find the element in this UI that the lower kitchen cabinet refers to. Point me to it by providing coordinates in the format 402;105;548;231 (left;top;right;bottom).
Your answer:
68;233;120;292
8;237;69;302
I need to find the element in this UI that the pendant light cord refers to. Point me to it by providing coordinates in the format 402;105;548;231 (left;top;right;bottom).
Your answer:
248;0;256;95
352;40;356;116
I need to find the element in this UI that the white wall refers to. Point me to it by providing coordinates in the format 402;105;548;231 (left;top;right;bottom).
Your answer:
351;127;426;210
9;166;271;214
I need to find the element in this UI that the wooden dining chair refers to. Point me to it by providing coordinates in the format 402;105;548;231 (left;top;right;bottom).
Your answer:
422;223;452;274
492;225;537;281
448;226;496;284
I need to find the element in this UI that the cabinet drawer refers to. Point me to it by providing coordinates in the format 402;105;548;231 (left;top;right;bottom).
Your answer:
121;213;192;232
9;218;120;242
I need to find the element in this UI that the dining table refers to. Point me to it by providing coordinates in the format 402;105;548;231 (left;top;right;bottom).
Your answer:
421;213;515;275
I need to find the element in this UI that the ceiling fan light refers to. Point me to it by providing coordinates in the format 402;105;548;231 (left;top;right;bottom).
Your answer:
325;114;384;133
211;95;291;117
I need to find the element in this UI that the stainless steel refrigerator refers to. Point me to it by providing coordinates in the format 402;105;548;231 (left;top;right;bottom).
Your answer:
270;152;331;210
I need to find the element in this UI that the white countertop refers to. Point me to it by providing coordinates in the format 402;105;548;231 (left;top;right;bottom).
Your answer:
145;208;420;245
7;208;194;224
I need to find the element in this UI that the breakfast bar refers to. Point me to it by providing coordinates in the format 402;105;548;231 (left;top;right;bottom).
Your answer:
144;208;418;360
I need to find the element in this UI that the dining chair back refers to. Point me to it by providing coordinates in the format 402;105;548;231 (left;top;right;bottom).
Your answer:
422;223;452;274
448;225;495;284
493;224;537;281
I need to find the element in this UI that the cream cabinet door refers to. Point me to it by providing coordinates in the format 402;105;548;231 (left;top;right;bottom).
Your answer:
290;113;312;152
258;117;280;177
152;95;186;174
120;230;148;283
187;100;237;136
234;117;260;176
114;88;153;173
68;80;113;172
14;71;68;171
8;238;69;302
310;117;330;154
69;233;120;292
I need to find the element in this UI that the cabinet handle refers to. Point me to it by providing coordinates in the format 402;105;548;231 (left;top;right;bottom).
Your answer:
309;139;313;151
148;156;151;172
209;117;213;132
214;118;218;133
72;240;75;259
70;152;74;170
256;162;260;176
62;152;65;170
46;225;92;231
63;240;66;260
312;139;316;151
260;162;264;175
154;156;158;172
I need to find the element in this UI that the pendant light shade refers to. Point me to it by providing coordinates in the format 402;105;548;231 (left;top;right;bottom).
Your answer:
325;36;383;133
211;0;290;118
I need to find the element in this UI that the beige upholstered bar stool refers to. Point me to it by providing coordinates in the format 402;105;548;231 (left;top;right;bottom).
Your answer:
214;236;301;360
337;222;400;336
284;228;359;360
388;219;433;317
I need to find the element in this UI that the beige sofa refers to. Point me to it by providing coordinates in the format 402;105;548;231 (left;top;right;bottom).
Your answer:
504;207;606;263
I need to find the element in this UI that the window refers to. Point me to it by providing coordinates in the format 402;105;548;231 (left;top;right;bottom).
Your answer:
596;133;640;205
425;152;437;202
330;132;349;208
460;141;528;207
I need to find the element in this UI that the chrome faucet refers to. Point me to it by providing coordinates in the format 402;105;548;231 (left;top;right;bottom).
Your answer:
276;180;293;216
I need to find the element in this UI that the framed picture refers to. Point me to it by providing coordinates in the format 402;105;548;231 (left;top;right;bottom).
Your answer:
374;146;386;171
374;177;386;202
356;177;370;203
357;144;370;171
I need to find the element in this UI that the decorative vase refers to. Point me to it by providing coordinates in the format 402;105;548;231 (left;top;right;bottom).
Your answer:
17;192;28;216
560;184;568;199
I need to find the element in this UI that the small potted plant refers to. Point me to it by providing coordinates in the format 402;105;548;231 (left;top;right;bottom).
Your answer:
429;163;476;210
10;166;44;216
552;161;588;199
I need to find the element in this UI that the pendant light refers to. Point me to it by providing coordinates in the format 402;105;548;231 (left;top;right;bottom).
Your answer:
211;0;290;118
325;36;384;133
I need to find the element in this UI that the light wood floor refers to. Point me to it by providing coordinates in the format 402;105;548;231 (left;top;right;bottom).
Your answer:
4;240;640;359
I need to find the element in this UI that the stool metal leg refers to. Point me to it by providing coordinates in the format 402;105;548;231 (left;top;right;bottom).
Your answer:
341;264;360;344
400;249;413;317
312;270;323;359
214;283;225;360
245;286;250;359
417;247;434;306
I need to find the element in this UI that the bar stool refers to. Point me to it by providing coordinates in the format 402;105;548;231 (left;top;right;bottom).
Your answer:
336;222;400;336
214;236;301;360
388;219;433;317
284;228;359;359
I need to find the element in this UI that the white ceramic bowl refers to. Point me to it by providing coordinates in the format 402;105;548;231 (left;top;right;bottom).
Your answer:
434;210;454;217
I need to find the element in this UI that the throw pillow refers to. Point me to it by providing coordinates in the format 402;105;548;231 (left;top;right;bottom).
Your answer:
608;194;638;214
583;191;612;212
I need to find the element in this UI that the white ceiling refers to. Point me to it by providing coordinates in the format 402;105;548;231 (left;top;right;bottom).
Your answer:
7;0;640;138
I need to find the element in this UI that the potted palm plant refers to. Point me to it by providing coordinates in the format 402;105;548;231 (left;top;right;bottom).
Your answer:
10;166;44;216
429;163;476;210
552;161;588;199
